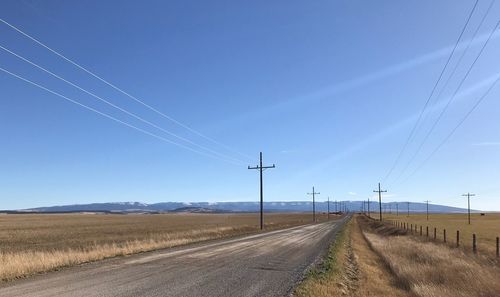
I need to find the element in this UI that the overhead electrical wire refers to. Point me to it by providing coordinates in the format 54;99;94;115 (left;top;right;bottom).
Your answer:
430;0;495;117
0;17;253;162
391;19;500;185
397;70;500;186
381;0;479;183
0;44;246;165
0;66;243;165
410;0;496;143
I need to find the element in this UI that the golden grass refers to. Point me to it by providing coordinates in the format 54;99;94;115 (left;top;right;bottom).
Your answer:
350;217;409;297
0;212;327;281
359;216;500;297
382;213;500;256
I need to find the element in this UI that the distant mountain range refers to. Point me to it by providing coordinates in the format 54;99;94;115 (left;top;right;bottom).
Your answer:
2;201;479;214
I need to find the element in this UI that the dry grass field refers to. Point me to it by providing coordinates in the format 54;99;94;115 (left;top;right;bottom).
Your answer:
0;212;328;281
359;216;500;297
382;213;500;256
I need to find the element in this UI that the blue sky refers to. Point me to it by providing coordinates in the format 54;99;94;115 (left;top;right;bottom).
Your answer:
1;0;499;210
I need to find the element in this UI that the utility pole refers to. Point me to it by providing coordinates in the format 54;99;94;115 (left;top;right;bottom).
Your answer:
407;202;410;217
367;198;370;218
462;193;475;225
248;152;275;230
396;203;399;216
424;200;431;221
327;196;330;220
307;187;320;222
373;182;387;221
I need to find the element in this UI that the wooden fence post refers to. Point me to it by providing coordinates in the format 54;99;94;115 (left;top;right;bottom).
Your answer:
456;230;459;247
473;234;477;254
426;226;429;237
420;226;422;236
410;224;413;233
444;229;446;243
496;237;499;258
434;227;436;240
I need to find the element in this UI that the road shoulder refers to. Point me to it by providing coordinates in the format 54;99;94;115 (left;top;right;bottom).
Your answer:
294;215;409;297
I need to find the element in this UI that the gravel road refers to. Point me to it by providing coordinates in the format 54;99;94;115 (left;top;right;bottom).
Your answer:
0;216;348;297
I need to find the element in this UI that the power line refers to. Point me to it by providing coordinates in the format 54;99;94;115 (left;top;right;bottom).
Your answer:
412;0;496;141
432;0;495;112
0;44;246;165
382;0;479;183
0;45;247;165
392;19;500;184
397;67;500;185
0;66;243;163
0;18;253;162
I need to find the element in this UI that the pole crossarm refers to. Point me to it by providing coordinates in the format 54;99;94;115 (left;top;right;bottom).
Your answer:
248;165;275;170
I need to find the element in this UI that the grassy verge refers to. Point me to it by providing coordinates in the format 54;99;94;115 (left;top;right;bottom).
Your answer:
358;215;500;297
295;216;410;297
294;217;353;297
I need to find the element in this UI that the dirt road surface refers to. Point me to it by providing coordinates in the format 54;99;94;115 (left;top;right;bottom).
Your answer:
0;216;348;297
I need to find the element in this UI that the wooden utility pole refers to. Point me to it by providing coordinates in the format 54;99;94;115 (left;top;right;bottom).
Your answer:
407;201;410;217
373;183;387;221
248;152;275;230
462;192;475;225
424;200;431;221
307;187;320;222
327;196;330;220
367;198;370;218
396;202;399;216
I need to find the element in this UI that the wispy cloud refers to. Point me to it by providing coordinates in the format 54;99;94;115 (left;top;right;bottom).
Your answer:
472;142;500;147
280;149;299;154
208;31;499;131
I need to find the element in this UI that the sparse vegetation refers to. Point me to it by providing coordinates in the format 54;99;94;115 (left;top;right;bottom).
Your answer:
294;217;351;297
295;216;409;297
359;215;500;297
0;212;327;281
